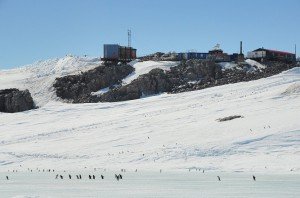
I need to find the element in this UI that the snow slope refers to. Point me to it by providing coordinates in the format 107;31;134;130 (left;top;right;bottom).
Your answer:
0;56;101;107
123;60;179;85
0;65;299;173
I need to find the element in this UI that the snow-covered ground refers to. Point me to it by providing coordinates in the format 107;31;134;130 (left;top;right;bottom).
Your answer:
219;59;266;72
0;56;101;107
123;60;179;85
0;58;299;173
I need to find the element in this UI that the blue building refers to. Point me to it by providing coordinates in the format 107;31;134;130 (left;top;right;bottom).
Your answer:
177;52;208;61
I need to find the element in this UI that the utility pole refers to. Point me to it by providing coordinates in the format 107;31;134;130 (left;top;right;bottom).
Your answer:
128;29;131;48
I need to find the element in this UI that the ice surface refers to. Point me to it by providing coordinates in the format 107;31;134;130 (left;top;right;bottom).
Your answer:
0;171;299;198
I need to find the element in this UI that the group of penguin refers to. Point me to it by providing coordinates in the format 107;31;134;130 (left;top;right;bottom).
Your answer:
54;173;122;181
217;175;256;181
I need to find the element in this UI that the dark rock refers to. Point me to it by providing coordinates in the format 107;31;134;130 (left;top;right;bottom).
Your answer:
95;68;172;102
139;52;179;61
53;64;134;103
0;89;35;113
53;59;297;103
217;115;243;122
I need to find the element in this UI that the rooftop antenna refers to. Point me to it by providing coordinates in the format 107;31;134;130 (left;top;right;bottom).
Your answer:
128;29;131;47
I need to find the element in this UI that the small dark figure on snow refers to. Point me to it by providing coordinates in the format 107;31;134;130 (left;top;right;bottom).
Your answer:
119;174;122;179
101;175;104;179
60;175;63;179
69;174;72;179
92;175;95;179
79;175;82;179
89;175;92;179
217;176;221;181
253;175;256;181
55;174;59;179
115;174;119;181
6;176;9;180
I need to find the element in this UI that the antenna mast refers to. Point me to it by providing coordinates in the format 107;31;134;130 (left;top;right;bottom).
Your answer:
128;29;131;47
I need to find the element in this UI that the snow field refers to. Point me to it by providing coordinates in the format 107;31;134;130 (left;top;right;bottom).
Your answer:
0;63;299;173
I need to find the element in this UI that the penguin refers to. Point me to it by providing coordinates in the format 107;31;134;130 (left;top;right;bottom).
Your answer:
6;176;9;180
217;176;221;181
69;174;72;179
253;175;256;181
101;175;104;179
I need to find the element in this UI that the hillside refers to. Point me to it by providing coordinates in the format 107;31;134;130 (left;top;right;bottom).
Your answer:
0;56;101;107
0;59;299;172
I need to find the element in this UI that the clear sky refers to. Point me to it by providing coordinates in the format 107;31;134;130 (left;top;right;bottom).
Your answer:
0;0;299;69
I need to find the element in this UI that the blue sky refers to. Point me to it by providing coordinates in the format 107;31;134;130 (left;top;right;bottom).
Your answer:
0;0;299;68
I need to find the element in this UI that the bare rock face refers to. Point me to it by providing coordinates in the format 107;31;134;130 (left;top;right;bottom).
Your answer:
53;64;134;103
93;60;220;102
53;59;296;103
0;89;35;113
96;68;172;102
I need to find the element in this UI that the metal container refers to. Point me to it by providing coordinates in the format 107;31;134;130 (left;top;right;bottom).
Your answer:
131;48;137;59
103;44;119;59
126;47;132;59
247;51;266;59
119;46;127;60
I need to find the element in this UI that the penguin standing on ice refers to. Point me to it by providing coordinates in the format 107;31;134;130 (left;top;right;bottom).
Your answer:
217;176;221;181
115;174;119;181
253;175;256;181
101;175;104;179
69;174;72;179
6;176;9;180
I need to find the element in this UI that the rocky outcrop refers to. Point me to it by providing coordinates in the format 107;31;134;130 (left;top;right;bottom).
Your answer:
53;64;134;103
217;115;243;122
139;52;179;61
0;89;35;113
94;68;172;102
53;59;296;103
171;61;295;93
93;60;221;102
